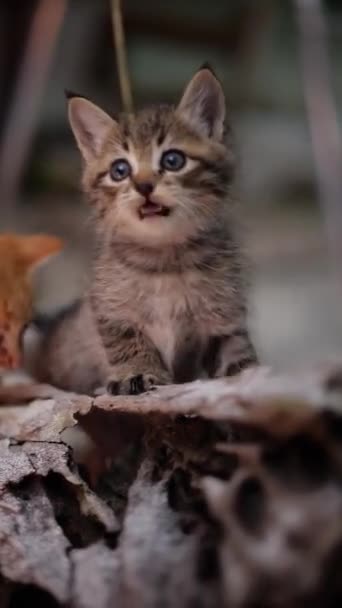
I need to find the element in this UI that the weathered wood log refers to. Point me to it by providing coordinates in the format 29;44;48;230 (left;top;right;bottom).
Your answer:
0;364;341;607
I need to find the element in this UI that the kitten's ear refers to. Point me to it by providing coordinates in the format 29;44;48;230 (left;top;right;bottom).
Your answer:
68;97;116;161
20;235;64;272
177;67;225;140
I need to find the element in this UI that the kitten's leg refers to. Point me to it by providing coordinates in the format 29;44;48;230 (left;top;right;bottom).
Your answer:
98;320;171;395
29;302;110;395
203;329;258;379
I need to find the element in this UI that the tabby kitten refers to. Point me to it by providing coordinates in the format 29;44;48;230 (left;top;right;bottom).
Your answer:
37;66;257;395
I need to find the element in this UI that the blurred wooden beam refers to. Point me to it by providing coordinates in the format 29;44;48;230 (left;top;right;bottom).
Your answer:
0;0;67;210
0;1;34;121
294;0;342;281
110;0;133;113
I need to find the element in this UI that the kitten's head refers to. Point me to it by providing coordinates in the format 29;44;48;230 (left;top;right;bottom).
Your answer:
0;234;63;370
68;67;234;247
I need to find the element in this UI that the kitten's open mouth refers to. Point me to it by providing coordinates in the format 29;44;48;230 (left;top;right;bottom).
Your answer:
138;201;170;219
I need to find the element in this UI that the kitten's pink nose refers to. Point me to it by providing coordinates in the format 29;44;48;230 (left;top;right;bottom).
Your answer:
134;181;154;197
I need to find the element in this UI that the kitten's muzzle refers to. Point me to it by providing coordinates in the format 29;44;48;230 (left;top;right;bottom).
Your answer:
138;197;170;219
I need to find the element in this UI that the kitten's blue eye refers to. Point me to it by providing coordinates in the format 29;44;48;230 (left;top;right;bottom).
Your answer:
110;159;131;181
160;149;186;172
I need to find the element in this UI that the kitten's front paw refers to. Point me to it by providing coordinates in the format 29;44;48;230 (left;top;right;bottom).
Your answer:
106;371;170;396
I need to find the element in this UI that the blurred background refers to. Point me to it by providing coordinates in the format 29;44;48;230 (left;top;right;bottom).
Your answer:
0;0;342;369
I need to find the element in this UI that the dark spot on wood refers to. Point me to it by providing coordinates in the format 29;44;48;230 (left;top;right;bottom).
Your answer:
151;465;162;483
172;416;222;450
192;452;238;480
151;446;173;482
167;468;207;517
9;477;32;501
44;472;106;548
9;584;60;608
233;476;265;534
262;434;333;489
228;422;271;443
167;468;192;512
196;541;220;582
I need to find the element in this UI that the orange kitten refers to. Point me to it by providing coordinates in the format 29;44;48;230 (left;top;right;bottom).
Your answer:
0;233;63;371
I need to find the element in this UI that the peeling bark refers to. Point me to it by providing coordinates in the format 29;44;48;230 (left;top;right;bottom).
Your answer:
0;365;341;607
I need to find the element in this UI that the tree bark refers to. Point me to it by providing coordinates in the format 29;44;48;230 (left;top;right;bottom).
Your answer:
0;364;341;607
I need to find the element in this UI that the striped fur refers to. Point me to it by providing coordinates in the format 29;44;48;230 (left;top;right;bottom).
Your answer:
38;67;257;395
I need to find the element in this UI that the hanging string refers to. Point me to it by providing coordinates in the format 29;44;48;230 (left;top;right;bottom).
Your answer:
110;0;134;113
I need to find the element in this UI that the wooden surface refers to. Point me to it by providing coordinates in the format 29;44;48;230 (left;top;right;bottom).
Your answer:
0;365;341;606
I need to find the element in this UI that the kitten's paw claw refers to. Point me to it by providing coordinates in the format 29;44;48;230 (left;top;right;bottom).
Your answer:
129;374;145;394
106;372;170;396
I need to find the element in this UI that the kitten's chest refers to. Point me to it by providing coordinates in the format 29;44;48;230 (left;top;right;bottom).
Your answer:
97;264;231;370
141;273;204;368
